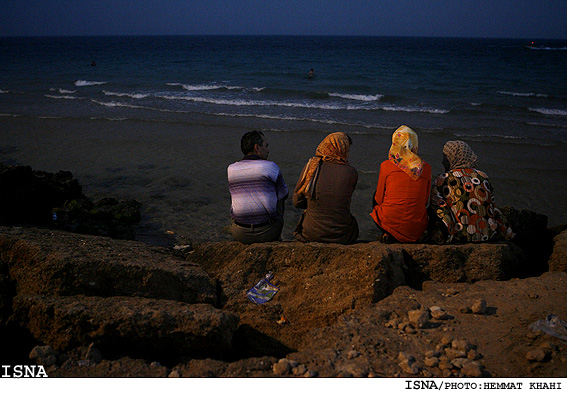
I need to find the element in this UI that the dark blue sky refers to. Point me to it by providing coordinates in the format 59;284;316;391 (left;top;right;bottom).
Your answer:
2;0;567;39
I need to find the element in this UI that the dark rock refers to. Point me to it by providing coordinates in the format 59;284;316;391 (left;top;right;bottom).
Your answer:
0;164;82;226
500;207;553;275
0;227;217;305
29;345;58;366
12;294;239;361
548;230;567;273
0;164;141;240
54;197;142;239
526;348;551;363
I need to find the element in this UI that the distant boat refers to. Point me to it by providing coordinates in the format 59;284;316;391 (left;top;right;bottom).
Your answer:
525;41;542;50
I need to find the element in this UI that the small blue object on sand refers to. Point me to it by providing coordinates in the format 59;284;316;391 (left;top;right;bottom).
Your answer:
246;273;279;305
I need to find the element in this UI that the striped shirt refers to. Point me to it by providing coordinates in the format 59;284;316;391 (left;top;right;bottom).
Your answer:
228;157;288;225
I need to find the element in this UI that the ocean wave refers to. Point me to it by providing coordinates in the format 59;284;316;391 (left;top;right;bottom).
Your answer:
526;46;567;51
379;105;450;114
527;121;567;129
454;133;525;140
158;94;363;110
92;100;148;109
45;94;83;100
211;111;379;128
103;90;150;99
91;100;179;113
529;107;567;116
50;88;77;94
329;93;383;101
75;80;107;86
498;91;548;98
166;82;260;92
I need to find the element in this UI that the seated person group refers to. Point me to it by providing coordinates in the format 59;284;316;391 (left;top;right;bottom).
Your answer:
227;128;514;245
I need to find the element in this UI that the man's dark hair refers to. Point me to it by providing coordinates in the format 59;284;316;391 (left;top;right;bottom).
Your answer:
241;130;265;155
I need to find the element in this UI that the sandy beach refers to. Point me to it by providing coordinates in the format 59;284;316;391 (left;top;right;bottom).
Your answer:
2;115;566;246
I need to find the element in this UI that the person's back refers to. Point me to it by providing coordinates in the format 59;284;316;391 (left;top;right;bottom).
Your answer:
228;131;288;244
370;126;431;243
371;159;431;242
294;161;358;244
429;140;514;243
228;159;284;224
293;132;358;244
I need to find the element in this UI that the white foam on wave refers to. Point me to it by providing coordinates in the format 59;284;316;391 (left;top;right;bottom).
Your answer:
91;100;178;114
159;94;355;110
75;80;107;86
527;121;567;129
379;105;450;114
45;94;83;100
529;107;567;116
498;91;548;98
103;90;149;99
526;46;567;51
166;82;253;92
50;88;77;94
329;93;383;101
455;133;524;140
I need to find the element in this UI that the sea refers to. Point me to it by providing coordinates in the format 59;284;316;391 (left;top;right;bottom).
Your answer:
1;36;567;244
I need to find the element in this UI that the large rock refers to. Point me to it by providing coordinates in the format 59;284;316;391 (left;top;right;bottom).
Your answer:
0;164;141;240
500;206;553;275
391;242;529;287
0;164;82;226
12;294;239;360
0;227;216;305
548;230;567;272
188;240;528;353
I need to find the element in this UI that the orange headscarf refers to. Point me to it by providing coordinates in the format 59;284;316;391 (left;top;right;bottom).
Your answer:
295;132;350;197
388;125;424;181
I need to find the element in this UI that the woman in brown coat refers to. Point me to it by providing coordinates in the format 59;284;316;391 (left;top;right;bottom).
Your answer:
292;132;358;244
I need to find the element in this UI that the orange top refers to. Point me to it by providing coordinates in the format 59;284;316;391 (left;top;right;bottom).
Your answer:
370;159;432;243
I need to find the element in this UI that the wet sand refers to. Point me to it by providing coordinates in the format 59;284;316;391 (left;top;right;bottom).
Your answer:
1;116;566;245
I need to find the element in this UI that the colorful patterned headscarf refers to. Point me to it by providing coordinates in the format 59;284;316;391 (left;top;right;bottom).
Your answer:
295;132;350;197
443;140;478;171
388;125;424;181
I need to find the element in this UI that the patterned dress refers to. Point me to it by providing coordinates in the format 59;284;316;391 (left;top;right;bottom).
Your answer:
430;168;514;243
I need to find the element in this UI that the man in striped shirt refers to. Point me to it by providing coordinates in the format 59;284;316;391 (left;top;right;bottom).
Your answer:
228;131;288;244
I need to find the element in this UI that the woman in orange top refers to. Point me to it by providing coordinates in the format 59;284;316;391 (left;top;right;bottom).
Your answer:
370;125;431;243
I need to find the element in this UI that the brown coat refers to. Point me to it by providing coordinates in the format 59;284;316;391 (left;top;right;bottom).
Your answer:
293;162;358;244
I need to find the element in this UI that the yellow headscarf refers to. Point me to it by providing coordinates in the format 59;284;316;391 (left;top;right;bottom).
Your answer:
388;125;424;181
295;132;350;197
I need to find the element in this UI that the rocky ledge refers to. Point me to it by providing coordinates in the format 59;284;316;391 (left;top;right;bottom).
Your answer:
1;224;566;378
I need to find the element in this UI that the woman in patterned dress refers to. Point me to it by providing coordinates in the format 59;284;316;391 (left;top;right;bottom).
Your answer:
430;140;514;243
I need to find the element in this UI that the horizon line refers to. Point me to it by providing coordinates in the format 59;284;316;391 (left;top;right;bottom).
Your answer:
1;33;565;41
